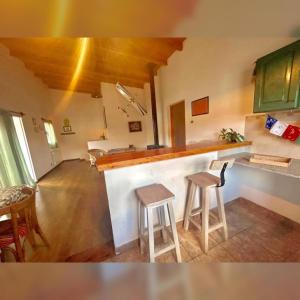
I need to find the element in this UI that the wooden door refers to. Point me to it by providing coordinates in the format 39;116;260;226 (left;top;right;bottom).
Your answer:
170;101;186;148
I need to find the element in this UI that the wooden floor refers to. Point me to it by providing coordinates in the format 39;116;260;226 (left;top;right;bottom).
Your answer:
28;160;113;262
105;198;300;263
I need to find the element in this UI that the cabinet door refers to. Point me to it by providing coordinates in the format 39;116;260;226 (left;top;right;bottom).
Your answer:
288;49;300;106
254;50;296;112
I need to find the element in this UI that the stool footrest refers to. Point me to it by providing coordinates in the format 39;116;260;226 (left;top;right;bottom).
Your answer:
154;241;176;258
190;208;202;217
189;218;225;234
189;218;202;230
208;223;224;233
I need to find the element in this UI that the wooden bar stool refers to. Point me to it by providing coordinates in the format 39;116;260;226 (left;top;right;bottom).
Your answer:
136;184;182;263
183;159;235;253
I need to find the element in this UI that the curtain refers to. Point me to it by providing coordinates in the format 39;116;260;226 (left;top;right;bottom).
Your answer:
44;121;58;149
0;109;35;188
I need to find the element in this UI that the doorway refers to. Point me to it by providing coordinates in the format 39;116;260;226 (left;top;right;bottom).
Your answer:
170;100;186;148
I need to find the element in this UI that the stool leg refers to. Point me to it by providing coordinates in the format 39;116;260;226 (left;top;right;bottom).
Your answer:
147;207;155;263
216;187;228;240
183;181;196;231
159;205;168;243
167;200;182;263
0;249;5;262
138;201;145;255
201;188;209;254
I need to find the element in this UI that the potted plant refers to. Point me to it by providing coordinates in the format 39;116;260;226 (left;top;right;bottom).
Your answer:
219;128;245;143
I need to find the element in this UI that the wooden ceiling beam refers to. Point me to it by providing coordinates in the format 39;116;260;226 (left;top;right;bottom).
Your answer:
48;84;97;95
43;72;145;90
95;38;168;66
23;60;149;82
32;67;146;88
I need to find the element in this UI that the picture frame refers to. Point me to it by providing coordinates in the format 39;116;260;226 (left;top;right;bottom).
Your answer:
191;96;209;116
128;121;142;132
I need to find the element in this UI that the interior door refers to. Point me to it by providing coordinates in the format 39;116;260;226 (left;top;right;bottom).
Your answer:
170;101;186;148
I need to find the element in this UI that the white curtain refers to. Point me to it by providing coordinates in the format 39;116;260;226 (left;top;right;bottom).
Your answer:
44;121;58;149
0;109;35;187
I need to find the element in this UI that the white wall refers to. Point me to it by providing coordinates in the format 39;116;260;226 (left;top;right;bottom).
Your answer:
158;37;296;146
50;83;152;160
0;44;62;179
101;82;149;150
50;89;105;160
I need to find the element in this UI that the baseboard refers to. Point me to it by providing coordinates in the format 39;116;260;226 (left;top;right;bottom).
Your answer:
37;159;87;182
37;161;64;182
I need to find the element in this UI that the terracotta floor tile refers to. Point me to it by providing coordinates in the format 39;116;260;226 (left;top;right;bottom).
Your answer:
104;199;300;263
221;230;283;262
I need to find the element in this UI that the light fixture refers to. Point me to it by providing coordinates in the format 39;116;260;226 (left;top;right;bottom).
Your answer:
116;82;147;116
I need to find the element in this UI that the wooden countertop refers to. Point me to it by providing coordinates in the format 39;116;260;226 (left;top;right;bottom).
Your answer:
96;141;252;172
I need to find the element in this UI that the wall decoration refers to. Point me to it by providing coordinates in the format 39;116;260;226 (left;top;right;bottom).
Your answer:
63;118;72;132
61;118;76;135
265;114;300;144
128;121;142;132
191;96;209;116
269;121;288;136
265;115;277;129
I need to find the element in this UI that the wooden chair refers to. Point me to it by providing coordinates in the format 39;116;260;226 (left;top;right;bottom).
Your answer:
0;187;49;262
183;159;235;253
88;149;106;167
136;184;182;263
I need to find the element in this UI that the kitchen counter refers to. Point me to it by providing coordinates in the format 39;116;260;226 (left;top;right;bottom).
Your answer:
97;141;252;172
220;152;300;179
99;140;252;251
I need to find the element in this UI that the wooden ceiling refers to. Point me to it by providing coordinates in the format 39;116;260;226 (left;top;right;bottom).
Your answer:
0;38;185;95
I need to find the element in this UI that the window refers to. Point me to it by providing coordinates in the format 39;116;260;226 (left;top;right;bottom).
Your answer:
43;121;58;149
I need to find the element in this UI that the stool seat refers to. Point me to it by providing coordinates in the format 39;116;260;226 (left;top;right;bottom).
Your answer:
186;172;221;188
136;184;174;207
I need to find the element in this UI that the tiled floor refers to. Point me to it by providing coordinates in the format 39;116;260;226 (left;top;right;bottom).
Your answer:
105;198;300;263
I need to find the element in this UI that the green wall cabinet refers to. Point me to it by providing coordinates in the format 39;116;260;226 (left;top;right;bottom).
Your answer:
254;40;300;113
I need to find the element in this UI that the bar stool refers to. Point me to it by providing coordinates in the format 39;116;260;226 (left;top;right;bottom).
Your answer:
136;184;182;263
183;159;235;253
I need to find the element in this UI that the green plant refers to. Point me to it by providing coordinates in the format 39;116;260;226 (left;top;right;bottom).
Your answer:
219;128;245;143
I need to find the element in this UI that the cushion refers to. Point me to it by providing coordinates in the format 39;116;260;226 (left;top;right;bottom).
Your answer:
0;185;27;209
0;220;28;248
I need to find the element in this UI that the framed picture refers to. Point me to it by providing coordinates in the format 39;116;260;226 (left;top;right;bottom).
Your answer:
128;121;142;132
191;96;209;116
